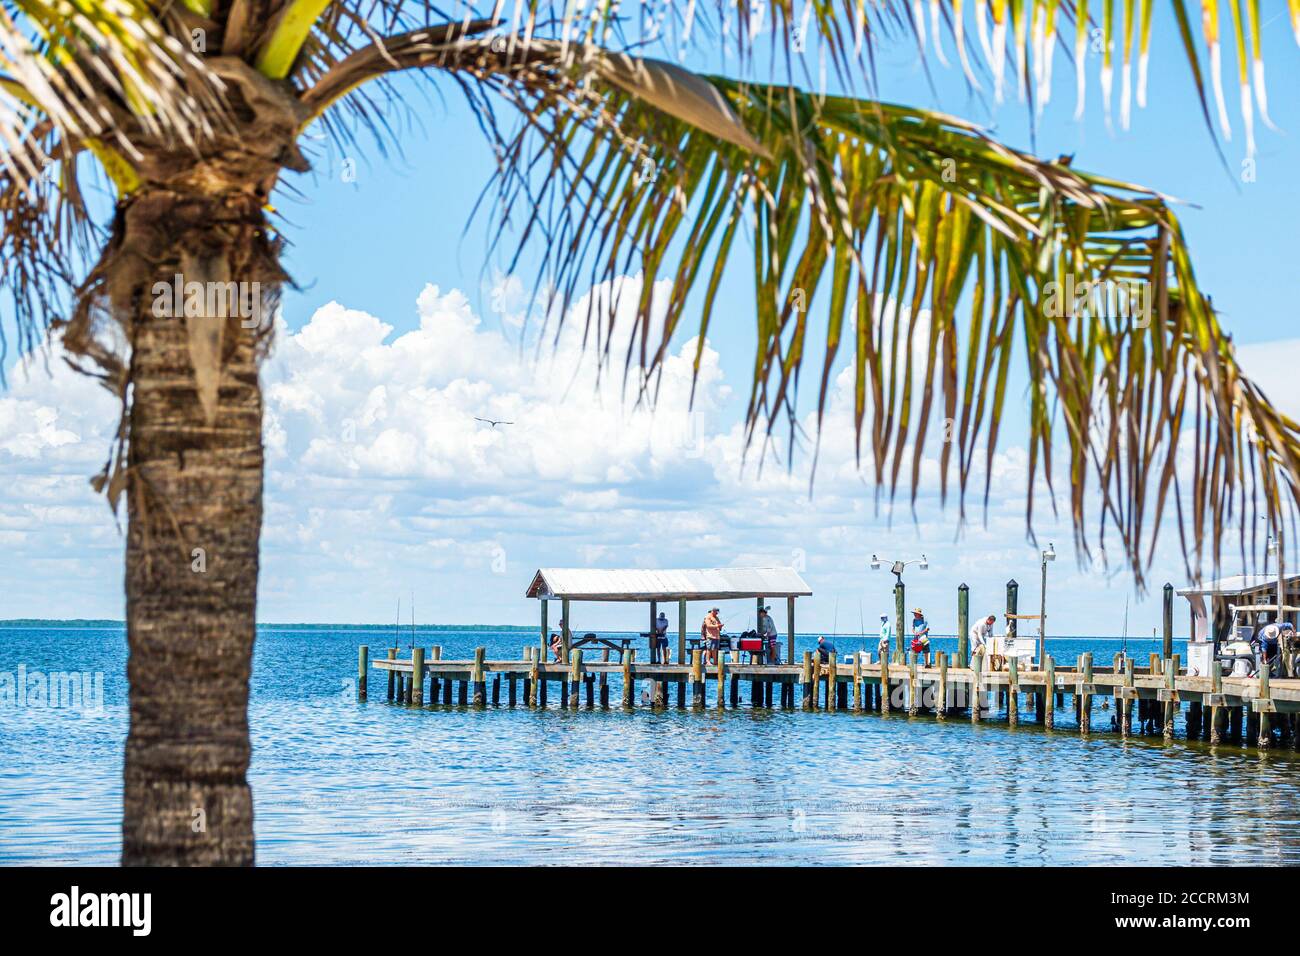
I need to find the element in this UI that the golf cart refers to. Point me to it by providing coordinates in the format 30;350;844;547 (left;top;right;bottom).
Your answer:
1215;604;1293;678
1178;574;1300;679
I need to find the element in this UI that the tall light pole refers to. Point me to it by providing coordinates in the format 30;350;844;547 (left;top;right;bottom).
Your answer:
1039;542;1056;666
1267;533;1284;627
871;554;928;661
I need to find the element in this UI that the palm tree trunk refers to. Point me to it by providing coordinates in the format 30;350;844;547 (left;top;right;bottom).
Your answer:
118;190;271;865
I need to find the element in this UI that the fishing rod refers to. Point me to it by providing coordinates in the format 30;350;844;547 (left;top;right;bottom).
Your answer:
1121;595;1130;660
858;597;865;655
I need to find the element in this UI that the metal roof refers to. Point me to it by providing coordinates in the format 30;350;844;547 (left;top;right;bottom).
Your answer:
525;567;812;602
1176;574;1300;598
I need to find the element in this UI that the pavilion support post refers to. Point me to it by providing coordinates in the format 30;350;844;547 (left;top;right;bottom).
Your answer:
650;600;658;664
561;598;571;662
787;597;796;667
540;598;548;663
678;598;687;665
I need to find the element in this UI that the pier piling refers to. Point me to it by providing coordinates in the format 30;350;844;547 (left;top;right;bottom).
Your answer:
716;651;725;710
1257;666;1273;749
1008;656;1019;727
691;650;704;709
386;647;396;701
471;647;486;706
622;649;634;709
853;653;863;713
410;646;424;706
956;584;969;668
1044;656;1055;730
801;652;812;710
936;652;948;719
970;653;982;723
358;645;368;701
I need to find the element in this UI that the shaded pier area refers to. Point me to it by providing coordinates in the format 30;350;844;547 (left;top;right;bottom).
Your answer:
361;645;1300;749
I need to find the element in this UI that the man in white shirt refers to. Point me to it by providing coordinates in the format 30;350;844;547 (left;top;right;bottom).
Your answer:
970;615;996;659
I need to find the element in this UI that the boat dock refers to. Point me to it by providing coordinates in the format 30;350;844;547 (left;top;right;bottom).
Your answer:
359;645;1300;749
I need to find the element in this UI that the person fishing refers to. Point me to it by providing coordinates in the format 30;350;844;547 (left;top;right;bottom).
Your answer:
758;605;780;664
911;607;932;666
701;608;723;665
815;635;837;664
654;610;670;664
878;615;893;661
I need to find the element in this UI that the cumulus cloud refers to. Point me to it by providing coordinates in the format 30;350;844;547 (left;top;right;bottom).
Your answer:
0;277;1236;633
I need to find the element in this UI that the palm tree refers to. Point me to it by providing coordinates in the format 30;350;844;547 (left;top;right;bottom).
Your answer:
1;2;1298;864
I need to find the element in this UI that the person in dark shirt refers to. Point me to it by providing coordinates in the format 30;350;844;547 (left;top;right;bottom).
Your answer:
815;635;837;664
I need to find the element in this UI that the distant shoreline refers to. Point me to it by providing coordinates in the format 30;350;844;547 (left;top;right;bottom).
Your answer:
0;619;1186;641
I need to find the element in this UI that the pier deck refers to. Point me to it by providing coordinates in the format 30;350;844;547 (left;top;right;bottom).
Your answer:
359;644;1300;747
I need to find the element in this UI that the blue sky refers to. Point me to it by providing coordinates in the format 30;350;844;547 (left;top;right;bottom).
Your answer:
3;13;1300;637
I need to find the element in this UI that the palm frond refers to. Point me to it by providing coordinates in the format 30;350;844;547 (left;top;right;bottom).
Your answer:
419;35;1299;585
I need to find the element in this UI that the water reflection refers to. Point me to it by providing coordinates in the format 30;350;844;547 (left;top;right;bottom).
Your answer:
2;625;1298;865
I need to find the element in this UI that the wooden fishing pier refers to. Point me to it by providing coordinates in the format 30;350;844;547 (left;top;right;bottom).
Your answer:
360;644;1300;748
355;568;1300;750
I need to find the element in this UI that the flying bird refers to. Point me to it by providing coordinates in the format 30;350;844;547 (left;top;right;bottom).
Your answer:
474;417;514;428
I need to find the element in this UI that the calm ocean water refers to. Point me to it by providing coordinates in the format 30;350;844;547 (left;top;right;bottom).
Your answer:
2;623;1298;866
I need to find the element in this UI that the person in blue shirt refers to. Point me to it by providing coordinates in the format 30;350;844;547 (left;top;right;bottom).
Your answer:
815;635;837;663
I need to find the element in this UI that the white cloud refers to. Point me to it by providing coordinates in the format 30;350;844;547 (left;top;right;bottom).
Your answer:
1;277;1245;634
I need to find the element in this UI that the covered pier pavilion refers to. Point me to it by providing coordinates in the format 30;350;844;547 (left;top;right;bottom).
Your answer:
524;566;813;665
